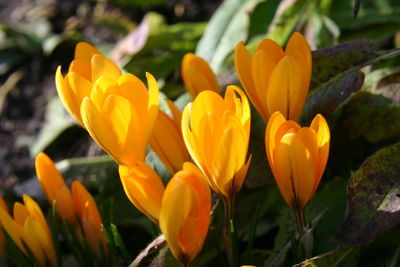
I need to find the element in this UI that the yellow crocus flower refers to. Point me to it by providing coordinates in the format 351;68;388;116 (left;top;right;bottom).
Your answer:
0;197;8;255
35;152;77;224
235;32;311;122
119;162;165;224
0;195;56;267
265;111;330;210
80;72;159;165
72;181;107;256
55;42;123;126
181;86;251;200
159;162;211;266
181;53;220;98
150;99;191;174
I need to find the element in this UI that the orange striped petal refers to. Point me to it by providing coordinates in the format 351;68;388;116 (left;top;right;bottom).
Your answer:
266;56;305;121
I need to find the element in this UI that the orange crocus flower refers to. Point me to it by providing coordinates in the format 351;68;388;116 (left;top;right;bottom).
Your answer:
235;32;311;122
265;111;330;210
181;86;251;200
159;162;211;265
181;53;220;99
35;152;76;224
72;181;107;256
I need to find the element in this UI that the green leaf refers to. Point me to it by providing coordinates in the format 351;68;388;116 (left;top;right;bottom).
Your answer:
29;97;76;156
311;40;379;90
302;42;400;124
336;91;400;143
333;142;400;245
247;0;281;43
266;0;312;45
110;223;132;263
123;13;205;82
195;0;263;73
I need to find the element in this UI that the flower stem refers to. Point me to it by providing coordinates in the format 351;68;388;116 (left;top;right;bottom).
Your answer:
223;196;239;267
293;206;307;238
293;206;313;259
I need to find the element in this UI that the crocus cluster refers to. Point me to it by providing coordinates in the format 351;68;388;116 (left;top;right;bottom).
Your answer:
50;31;331;265
56;43;213;265
0;195;56;267
35;152;107;256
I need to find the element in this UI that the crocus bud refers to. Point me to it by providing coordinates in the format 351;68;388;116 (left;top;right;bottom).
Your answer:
150;99;190;174
159;162;211;265
182;86;251;200
72;181;107;256
181;53;220;99
119;162;165;224
265;112;330;210
235;32;311;122
35;152;76;224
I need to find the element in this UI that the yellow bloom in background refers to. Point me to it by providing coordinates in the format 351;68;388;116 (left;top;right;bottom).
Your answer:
80;72;159;165
35;153;108;256
235;32;312;122
265;112;330;210
181;53;220;99
0;195;56;267
119;162;165;224
159;162;211;265
55;42;124;126
35;152;77;224
72;181;107;256
150;99;190;174
0;197;8;255
182;86;251;200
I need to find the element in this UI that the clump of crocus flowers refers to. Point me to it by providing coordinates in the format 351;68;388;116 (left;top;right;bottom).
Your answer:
0;195;56;267
1;31;331;267
35;152;108;258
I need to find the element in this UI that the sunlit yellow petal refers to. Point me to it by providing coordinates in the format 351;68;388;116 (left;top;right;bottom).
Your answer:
23;218;47;267
119;163;165;224
55;66;83;125
75;42;101;65
91;55;122;82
